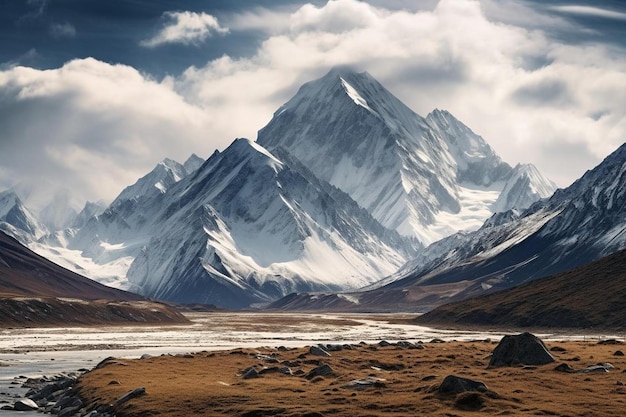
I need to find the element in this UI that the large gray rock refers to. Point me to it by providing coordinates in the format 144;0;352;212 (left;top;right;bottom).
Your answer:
489;332;555;367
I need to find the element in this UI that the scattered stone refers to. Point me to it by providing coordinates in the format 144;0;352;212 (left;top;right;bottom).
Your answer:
309;346;331;357
582;363;614;373
343;377;386;390
306;364;334;380
430;338;446;344
422;375;438;381
242;367;260;379
258;367;293;376
489;333;555;368
13;398;39;411
115;387;146;405
378;340;392;347
140;354;153;359
554;363;575;373
617;381;624;386
255;354;279;363
108;380;121;385
320;344;343;352
438;375;488;395
614;350;625;357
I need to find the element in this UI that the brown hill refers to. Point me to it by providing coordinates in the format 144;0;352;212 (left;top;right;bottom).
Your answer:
415;249;626;330
0;231;141;300
0;231;188;327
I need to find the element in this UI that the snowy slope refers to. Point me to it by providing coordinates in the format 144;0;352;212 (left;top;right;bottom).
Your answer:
380;142;626;306
126;139;415;308
257;68;554;245
493;163;557;213
113;158;188;204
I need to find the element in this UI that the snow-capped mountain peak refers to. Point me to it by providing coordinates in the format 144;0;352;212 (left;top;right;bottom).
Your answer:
257;67;550;244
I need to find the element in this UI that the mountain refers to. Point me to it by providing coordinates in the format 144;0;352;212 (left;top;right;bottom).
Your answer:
18;68;557;310
0;230;141;300
126;139;414;308
0;190;47;241
415;248;626;330
270;142;626;312
11;181;82;231
113;154;203;205
257;68;555;245
493;163;557;213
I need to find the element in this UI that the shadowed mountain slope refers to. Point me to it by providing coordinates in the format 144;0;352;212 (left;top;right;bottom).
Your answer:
415;248;626;330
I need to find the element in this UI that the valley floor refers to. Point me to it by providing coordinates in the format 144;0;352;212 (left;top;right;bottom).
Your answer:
76;339;626;417
1;313;625;416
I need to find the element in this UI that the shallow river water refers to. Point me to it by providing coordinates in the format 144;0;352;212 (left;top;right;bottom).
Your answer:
1;312;621;416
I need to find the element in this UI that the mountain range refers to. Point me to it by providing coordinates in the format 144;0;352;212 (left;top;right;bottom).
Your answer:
1;68;568;310
271;142;626;312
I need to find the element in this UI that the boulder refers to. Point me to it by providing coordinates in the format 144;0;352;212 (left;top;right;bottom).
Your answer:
438;375;488;394
489;332;555;368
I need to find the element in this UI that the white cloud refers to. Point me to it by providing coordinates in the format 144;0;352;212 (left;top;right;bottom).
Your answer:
141;11;228;48
1;0;625;205
0;58;231;202
176;0;626;188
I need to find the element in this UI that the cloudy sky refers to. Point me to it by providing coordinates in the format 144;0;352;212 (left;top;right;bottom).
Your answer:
1;0;625;204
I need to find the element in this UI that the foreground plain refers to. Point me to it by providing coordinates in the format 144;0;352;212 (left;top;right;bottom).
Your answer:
75;338;626;417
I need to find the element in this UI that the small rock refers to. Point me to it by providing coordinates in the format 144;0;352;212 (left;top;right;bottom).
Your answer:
13;398;39;411
617;381;624;386
378;340;392;347
343;377;386;390
115;387;146;405
430;338;446;344
554;363;574;373
140;354;153;359
438;375;488;394
550;346;567;352
582;365;610;373
306;364;334;380
614;350;625;357
309;346;331;357
242;367;259;379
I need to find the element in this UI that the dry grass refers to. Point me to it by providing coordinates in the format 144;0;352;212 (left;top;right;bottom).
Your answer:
77;339;626;417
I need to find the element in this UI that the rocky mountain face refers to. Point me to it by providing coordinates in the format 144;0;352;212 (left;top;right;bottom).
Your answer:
114;139;415;308
1;68;559;309
257;68;555;245
272;142;625;312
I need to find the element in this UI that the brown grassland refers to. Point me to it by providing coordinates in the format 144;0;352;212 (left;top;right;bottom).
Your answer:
77;339;626;417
